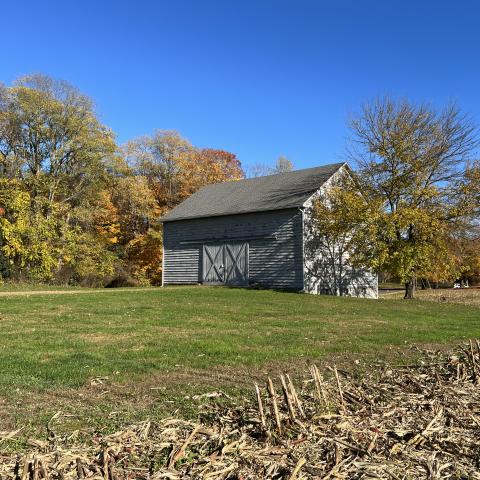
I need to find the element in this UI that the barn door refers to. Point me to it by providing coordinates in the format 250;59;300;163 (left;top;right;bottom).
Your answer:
203;242;248;285
224;242;248;285
203;244;225;283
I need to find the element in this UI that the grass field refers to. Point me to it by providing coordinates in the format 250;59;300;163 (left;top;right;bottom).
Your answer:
1;285;479;445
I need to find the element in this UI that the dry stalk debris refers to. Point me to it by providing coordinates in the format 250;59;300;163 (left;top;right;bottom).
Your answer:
1;341;480;479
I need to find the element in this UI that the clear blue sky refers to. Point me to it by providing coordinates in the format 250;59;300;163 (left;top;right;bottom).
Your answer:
2;1;479;171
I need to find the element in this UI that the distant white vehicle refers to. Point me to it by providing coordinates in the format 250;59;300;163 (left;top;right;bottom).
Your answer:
453;283;461;289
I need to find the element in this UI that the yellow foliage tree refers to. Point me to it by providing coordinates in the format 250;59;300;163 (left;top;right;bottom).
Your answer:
346;98;480;298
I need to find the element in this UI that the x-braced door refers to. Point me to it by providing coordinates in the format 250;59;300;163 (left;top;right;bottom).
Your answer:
203;242;248;285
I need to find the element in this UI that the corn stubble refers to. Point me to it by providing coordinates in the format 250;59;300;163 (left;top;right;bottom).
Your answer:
1;340;480;479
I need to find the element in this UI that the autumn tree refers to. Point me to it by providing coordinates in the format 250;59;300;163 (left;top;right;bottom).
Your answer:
0;74;117;283
125;130;193;214
347;97;480;298
125;131;243;214
304;171;383;296
446;232;480;286
181;148;243;197
109;170;161;284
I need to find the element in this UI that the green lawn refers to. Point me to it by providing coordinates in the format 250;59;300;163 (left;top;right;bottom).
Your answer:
1;285;479;441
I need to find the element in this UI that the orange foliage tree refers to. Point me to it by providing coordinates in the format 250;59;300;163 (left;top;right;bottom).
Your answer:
125;131;244;216
180;148;244;198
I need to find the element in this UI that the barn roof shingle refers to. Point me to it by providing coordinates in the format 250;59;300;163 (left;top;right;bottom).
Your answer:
160;162;345;222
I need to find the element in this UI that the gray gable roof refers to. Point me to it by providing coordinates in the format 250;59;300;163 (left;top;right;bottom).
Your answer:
161;162;345;222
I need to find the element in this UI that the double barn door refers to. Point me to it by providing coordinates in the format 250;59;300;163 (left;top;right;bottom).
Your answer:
203;242;248;285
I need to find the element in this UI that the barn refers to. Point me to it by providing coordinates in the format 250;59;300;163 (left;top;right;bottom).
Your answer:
161;162;378;298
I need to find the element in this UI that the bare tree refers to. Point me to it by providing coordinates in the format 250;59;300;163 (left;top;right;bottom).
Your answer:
246;156;294;178
274;155;293;173
246;162;273;178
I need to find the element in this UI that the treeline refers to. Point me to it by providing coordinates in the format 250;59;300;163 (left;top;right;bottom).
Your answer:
0;75;243;286
2;75;479;293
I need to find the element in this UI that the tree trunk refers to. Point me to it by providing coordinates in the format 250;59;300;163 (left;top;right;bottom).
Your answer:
404;279;415;299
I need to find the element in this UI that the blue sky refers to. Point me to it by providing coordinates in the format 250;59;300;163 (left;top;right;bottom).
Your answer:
2;1;479;171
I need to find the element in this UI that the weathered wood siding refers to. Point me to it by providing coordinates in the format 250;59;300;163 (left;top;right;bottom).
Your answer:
163;209;304;290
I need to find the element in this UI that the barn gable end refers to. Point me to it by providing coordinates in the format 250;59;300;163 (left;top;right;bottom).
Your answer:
300;164;378;298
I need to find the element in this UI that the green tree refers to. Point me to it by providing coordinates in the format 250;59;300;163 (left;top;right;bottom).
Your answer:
0;179;60;281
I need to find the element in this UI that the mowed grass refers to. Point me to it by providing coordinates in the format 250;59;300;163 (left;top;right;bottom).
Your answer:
0;285;479;439
1;285;478;391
